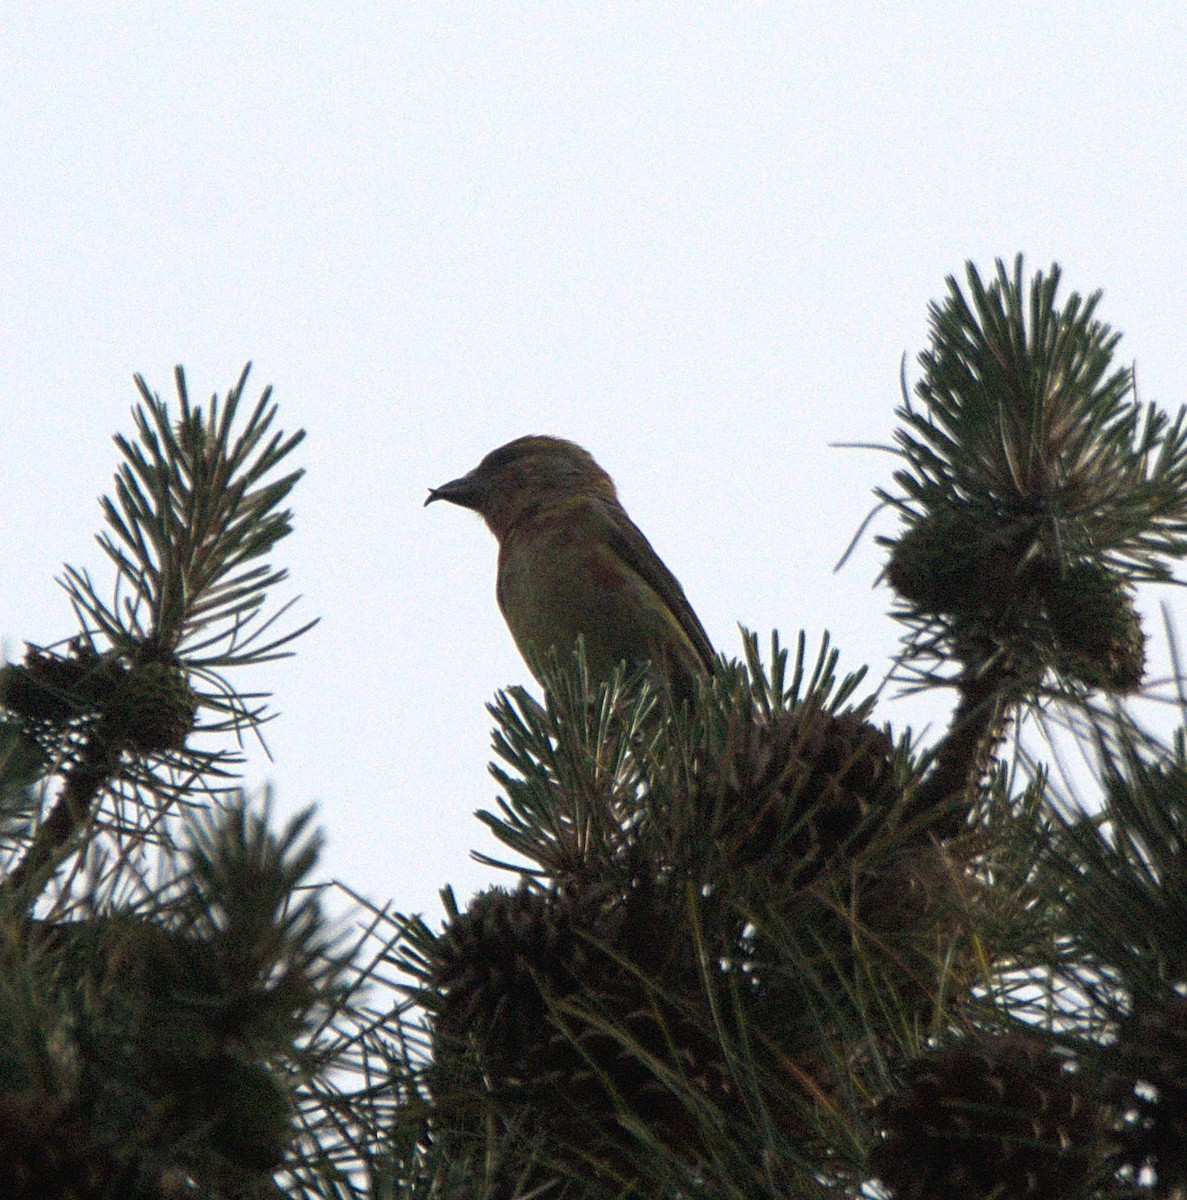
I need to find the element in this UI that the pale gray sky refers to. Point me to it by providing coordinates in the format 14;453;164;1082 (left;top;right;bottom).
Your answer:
3;5;1186;917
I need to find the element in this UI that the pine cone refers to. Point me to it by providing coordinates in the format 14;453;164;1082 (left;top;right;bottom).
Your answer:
429;883;597;1084
0;643;126;726
101;660;197;753
1112;990;1187;1192
871;1034;1101;1200
428;882;735;1185
697;702;901;884
1043;560;1144;693
886;508;1035;620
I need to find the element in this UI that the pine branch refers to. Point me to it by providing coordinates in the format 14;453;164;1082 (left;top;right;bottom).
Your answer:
1;727;113;899
0;795;355;1198
0;366;311;911
381;642;1004;1196
876;257;1187;840
70;362;312;670
904;656;1016;834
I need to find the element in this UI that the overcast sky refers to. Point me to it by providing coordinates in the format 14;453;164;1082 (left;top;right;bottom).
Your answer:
3;5;1186;919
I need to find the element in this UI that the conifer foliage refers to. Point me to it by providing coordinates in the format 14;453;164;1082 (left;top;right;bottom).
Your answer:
7;260;1187;1199
0;368;347;1198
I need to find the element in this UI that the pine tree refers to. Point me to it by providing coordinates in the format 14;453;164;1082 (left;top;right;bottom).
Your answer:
8;258;1187;1199
0;368;362;1198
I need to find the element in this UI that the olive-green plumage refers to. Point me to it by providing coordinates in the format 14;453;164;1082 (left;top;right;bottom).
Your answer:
427;436;713;699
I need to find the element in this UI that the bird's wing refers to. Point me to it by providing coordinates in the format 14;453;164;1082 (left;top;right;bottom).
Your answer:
597;499;716;672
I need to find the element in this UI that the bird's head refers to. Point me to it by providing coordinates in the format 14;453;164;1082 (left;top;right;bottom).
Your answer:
426;435;618;539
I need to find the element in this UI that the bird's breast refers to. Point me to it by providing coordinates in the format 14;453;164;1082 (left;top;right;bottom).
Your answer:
496;509;646;679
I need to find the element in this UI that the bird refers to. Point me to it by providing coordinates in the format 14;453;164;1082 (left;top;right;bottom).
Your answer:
426;435;714;700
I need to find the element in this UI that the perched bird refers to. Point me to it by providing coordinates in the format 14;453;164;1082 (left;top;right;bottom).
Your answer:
426;436;714;699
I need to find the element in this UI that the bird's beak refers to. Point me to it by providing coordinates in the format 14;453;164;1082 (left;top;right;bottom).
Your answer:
424;469;488;511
